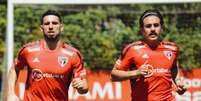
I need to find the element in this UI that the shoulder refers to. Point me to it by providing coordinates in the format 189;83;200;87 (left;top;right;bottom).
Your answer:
162;41;176;46
19;40;41;54
62;43;81;57
123;41;144;52
162;41;178;51
120;41;144;58
127;41;144;47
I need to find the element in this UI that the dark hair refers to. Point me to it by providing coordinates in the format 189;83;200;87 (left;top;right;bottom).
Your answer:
40;10;62;24
139;9;164;28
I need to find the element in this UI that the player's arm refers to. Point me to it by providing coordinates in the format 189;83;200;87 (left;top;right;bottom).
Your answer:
6;64;20;101
71;52;88;94
171;60;178;84
171;60;187;95
111;68;139;81
111;61;149;81
6;47;27;101
72;75;88;94
111;44;149;81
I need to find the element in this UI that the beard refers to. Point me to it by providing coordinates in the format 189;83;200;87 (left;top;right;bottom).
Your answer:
44;34;60;42
147;32;159;40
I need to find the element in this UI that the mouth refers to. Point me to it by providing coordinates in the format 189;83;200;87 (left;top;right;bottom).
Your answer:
47;31;56;36
149;32;157;36
147;32;159;40
148;32;158;37
48;31;55;33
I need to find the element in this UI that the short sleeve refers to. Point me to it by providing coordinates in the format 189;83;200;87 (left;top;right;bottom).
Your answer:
15;47;27;70
72;51;86;78
114;45;134;71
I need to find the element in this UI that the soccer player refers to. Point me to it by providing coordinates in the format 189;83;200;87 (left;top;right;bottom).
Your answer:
111;9;186;101
6;10;88;101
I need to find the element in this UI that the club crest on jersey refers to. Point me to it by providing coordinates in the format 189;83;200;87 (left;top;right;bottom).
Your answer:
58;56;68;67
163;51;173;60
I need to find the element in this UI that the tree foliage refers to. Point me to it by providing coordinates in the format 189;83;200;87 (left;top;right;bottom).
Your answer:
1;3;201;71
0;1;6;76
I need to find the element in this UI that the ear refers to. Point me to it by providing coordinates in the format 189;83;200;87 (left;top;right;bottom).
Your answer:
40;25;44;32
60;24;64;32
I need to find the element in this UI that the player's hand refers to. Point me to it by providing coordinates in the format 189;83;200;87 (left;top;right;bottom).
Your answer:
136;62;151;77
176;84;187;95
72;77;88;94
175;78;187;95
6;93;20;101
136;65;149;76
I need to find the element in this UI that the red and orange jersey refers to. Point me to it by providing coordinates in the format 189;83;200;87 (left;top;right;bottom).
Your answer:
114;40;178;101
15;39;86;101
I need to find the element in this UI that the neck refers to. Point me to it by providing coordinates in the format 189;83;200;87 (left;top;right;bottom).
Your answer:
44;37;61;50
143;39;161;50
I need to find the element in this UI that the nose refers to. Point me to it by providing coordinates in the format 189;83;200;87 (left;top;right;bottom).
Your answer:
150;25;155;32
49;23;53;30
151;25;155;30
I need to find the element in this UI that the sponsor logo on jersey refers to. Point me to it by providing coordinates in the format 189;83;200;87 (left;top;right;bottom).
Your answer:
163;51;173;60
31;69;64;81
143;64;154;77
32;69;43;81
142;64;170;77
58;56;68;67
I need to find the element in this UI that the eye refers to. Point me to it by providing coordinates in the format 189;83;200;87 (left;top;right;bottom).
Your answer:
154;23;160;27
43;22;50;25
144;23;160;28
52;21;59;25
145;24;152;28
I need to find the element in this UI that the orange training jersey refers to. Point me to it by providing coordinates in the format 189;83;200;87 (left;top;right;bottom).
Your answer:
15;40;86;101
114;40;178;101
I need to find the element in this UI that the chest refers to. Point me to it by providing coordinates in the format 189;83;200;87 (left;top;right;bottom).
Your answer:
133;48;176;69
25;50;72;74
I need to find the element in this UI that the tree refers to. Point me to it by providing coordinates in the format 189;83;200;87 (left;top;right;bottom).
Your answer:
9;3;201;70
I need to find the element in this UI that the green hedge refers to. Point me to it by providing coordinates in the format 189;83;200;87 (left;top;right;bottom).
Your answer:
1;4;201;71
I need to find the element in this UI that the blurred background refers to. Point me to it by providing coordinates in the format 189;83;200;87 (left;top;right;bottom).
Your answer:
1;0;201;100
